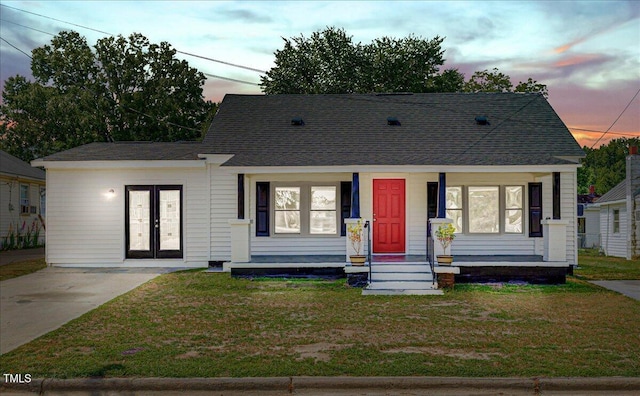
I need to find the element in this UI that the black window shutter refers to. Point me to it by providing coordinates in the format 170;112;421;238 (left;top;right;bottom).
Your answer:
528;182;543;237
256;182;270;237
340;181;352;236
553;172;561;220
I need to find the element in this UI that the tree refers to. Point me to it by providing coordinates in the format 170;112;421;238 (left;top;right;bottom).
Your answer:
463;68;513;93
463;69;548;98
363;35;447;93
261;27;367;94
260;27;548;97
578;138;640;195
1;31;215;161
261;28;452;94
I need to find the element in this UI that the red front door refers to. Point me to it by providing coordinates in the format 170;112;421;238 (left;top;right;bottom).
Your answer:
373;179;406;253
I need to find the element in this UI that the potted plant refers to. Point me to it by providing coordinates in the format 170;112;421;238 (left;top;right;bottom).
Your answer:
347;219;366;265
435;223;456;265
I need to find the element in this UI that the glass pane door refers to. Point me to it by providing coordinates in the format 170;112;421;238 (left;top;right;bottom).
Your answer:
126;185;182;259
126;186;154;258
156;187;182;258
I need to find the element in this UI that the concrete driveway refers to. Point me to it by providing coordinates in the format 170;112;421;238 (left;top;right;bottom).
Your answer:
0;267;178;354
591;280;640;301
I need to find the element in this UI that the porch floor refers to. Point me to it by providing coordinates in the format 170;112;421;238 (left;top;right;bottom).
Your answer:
246;255;430;264
239;254;545;265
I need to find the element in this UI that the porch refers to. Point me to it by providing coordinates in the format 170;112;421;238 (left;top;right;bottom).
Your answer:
222;254;568;286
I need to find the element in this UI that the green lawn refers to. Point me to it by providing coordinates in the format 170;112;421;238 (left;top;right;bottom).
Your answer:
1;271;638;378
575;249;640;280
0;258;46;281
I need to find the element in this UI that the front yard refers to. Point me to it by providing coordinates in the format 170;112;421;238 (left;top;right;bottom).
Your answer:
1;270;639;378
574;249;640;280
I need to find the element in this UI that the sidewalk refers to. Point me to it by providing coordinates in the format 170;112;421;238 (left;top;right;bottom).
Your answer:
2;376;640;395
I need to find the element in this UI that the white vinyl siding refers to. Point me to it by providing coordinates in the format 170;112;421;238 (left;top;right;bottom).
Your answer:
45;167;209;267
249;173;348;256
560;171;578;266
209;166;236;261
0;177;46;249
600;203;627;258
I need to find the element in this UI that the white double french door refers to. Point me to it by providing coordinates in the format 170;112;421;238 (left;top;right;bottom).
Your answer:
125;185;183;259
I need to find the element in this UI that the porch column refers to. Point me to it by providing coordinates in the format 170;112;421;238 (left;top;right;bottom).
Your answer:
351;173;360;218
229;219;252;263
438;173;446;218
429;217;453;258
344;218;362;263
541;219;568;262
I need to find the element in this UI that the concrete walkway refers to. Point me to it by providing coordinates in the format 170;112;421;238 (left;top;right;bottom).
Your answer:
591;280;640;301
0;267;176;354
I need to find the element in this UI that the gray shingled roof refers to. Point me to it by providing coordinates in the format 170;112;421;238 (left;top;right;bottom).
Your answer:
39;142;203;161
201;93;584;167
37;93;584;167
597;180;626;204
0;150;46;180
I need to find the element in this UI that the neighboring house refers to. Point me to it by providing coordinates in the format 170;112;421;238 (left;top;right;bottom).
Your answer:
32;93;584;285
577;186;601;249
1;150;46;249
596;150;640;259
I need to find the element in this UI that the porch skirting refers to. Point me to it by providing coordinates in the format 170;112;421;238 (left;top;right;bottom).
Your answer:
455;265;572;284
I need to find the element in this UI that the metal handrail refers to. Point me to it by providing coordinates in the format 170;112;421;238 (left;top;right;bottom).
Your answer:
427;220;435;286
364;220;372;286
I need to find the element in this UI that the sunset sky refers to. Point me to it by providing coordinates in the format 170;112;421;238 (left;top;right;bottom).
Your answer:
1;0;638;148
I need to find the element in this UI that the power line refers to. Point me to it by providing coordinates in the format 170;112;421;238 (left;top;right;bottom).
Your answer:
570;128;640;137
460;94;541;155
177;51;266;73
203;73;260;86
590;87;640;149
0;18;55;36
0;4;265;74
1;3;113;36
0;37;32;59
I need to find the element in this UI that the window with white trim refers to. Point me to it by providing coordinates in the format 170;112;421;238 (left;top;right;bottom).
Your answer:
20;184;30;214
310;186;337;234
468;186;499;233
505;186;523;233
273;184;338;236
39;187;46;217
274;187;301;234
445;185;524;234
446;186;463;233
613;209;620;234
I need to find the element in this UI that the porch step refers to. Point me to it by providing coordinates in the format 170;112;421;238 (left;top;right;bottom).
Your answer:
367;280;436;290
363;262;441;296
371;264;431;273
371;272;434;281
362;288;443;296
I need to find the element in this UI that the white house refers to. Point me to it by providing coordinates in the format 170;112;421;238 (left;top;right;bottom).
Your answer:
32;93;584;287
596;149;640;259
1;150;46;249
